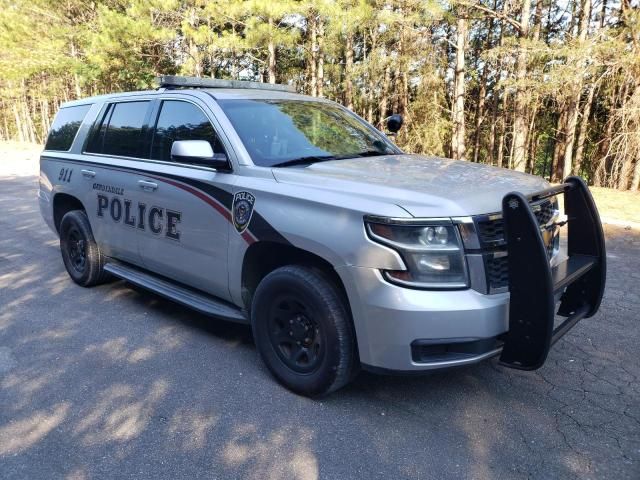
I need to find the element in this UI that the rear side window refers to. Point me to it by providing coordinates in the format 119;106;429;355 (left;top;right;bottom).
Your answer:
86;101;150;158
45;105;91;151
151;100;226;162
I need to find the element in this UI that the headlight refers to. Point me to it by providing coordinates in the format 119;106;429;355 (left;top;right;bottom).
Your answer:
365;218;468;289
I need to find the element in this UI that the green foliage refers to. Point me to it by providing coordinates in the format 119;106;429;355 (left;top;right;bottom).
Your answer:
0;0;638;189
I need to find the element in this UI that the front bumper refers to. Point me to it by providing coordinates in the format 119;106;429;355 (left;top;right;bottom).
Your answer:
336;265;510;372
339;177;605;374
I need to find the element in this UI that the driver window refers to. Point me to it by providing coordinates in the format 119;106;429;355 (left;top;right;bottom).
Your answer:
151;100;226;162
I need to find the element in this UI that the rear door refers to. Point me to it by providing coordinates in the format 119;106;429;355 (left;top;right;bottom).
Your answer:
81;100;153;266
134;96;235;301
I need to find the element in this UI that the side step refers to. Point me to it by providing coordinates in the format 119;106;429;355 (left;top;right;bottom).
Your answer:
104;262;248;324
551;254;596;295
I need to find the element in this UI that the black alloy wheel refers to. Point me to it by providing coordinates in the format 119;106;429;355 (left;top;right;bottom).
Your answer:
267;294;324;374
251;265;358;397
66;226;87;274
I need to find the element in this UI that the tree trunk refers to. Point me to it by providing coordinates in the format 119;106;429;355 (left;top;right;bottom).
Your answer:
532;0;544;41
497;93;508;168
344;32;354;110
309;14;318;97
20;98;35;143
391;67;400;114
552;107;568;182
2;101;9;141
401;68;409;119
69;41;82;98
188;8;202;77
488;93;499;165
488;8;505;166
472;10;496;163
594;112;614;186
267;17;277;84
451;17;467;161
379;64;391;127
316;19;324;96
12;103;24;142
397;5;408;118
562;0;592;180
497;119;506;168
573;82;596;175
529;132;539;174
631;158;640;191
616;83;639;190
562;94;580;179
511;0;532;172
472;79;486;163
525;106;538;173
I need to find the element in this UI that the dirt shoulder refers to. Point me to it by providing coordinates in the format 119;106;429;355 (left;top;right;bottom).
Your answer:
589;187;640;227
0;141;41;177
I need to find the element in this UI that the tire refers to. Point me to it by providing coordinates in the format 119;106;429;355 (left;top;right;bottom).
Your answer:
251;265;358;397
59;210;110;287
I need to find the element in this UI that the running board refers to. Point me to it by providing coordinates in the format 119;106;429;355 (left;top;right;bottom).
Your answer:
104;262;248;324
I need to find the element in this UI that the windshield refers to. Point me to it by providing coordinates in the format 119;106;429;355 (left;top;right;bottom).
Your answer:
217;99;401;167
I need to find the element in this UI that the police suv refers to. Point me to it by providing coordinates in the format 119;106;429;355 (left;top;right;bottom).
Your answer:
39;76;606;396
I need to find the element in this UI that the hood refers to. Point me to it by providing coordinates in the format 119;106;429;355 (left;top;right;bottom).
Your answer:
271;154;550;217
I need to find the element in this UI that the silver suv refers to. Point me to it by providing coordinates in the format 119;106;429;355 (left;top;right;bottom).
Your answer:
39;76;606;396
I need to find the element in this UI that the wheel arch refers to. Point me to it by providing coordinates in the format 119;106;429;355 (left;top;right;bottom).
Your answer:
241;241;351;317
53;193;86;234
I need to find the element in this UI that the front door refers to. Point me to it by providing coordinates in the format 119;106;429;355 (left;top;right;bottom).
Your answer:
135;98;234;301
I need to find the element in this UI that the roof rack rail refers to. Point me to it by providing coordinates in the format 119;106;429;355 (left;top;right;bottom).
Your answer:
156;75;296;93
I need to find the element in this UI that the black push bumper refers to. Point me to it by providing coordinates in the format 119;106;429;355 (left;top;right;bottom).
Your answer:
499;176;606;370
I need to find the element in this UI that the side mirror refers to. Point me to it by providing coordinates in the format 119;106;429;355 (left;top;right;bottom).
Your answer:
385;114;404;134
170;140;229;169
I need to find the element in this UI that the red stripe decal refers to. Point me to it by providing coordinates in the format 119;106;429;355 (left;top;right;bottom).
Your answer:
151;175;231;221
242;230;257;245
147;174;258;244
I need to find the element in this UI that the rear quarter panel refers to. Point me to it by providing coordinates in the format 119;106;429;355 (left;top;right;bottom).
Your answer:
39;155;82;234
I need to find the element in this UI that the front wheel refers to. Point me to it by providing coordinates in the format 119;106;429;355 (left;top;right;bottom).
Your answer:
251;265;358;397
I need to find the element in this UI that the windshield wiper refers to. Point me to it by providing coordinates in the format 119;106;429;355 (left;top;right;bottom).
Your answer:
271;155;337;168
271;150;397;168
354;150;396;157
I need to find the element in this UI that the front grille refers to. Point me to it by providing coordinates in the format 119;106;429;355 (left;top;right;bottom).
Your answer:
475;198;557;292
486;255;509;290
476;218;505;245
535;200;556;225
476;199;555;246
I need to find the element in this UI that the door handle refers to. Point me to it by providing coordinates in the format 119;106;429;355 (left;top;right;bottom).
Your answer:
138;180;158;191
81;169;96;178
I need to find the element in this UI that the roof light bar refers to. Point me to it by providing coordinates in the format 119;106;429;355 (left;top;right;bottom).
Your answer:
156;75;296;93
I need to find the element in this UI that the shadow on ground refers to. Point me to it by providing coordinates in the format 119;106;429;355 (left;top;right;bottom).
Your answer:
0;175;638;480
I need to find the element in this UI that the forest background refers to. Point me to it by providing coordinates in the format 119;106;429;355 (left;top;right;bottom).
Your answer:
1;0;639;189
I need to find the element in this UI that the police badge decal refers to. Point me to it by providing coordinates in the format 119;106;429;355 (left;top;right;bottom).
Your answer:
232;191;256;234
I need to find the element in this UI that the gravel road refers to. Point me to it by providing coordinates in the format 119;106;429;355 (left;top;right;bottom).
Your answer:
0;167;638;479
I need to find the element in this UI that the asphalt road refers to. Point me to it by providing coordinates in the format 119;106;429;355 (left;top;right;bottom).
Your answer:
0;173;638;480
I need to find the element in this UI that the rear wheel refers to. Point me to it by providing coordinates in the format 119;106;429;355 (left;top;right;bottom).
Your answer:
59;210;109;287
251;265;358;397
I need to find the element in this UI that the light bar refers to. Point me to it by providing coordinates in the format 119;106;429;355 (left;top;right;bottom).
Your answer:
156;75;296;93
